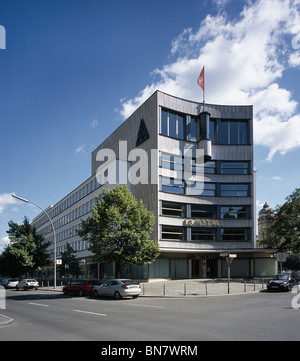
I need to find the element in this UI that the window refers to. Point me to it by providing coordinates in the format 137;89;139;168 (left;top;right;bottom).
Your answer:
161;109;186;140
161;177;185;194
160;153;183;171
161;226;186;241
187;182;216;196
221;162;249;175
221;206;250;219
191;228;217;241
219;120;248;145
220;184;249;197
221;228;249;242
192;160;215;174
191;204;217;218
161;201;186;218
186;116;198;142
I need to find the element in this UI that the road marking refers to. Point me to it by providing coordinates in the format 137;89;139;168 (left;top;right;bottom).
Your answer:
72;309;107;317
127;303;163;309
28;302;49;307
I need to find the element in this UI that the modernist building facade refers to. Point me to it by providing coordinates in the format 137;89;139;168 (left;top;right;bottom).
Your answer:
32;91;277;279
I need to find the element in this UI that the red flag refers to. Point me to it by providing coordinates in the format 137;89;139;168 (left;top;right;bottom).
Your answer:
197;67;204;91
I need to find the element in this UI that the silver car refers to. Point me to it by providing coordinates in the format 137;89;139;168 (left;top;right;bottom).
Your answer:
16;279;39;291
93;279;141;299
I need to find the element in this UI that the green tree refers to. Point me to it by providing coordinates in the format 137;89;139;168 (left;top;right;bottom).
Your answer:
79;185;160;276
57;243;80;278
265;188;300;253
1;217;51;277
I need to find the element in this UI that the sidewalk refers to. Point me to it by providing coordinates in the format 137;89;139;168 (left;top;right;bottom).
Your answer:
38;278;267;297
139;278;266;297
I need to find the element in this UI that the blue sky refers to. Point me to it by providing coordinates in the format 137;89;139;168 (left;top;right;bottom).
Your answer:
1;0;300;251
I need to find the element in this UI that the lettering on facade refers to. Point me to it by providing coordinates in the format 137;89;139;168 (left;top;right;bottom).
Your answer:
183;219;224;227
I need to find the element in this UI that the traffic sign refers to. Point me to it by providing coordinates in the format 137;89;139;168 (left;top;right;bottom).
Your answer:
276;252;287;263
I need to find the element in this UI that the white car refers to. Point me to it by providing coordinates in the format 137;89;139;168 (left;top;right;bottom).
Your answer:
16;279;39;291
3;279;19;288
93;279;141;299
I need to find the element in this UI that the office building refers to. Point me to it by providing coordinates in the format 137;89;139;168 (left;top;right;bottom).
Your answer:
32;91;277;279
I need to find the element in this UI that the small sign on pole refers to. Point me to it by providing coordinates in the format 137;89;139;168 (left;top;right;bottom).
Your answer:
56;259;62;265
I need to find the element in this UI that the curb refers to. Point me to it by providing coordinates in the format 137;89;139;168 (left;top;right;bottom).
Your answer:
0;314;14;326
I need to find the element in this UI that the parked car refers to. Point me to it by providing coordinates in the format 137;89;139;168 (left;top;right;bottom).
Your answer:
3;278;19;289
93;279;141;300
16;279;39;291
63;279;101;296
267;273;299;292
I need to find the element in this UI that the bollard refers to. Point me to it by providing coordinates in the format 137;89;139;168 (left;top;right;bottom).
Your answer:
244;281;246;293
163;283;166;296
205;282;208;295
184;283;186;296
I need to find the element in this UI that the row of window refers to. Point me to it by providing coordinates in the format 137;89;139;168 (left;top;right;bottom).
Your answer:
57;239;90;255
160;152;250;175
161;108;249;145
34;177;102;230
161;201;250;219
160;177;250;197
161;226;250;242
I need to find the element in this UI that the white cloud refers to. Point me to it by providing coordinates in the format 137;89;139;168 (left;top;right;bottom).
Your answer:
0;193;18;214
119;0;300;161
75;144;87;156
0;236;10;248
90;119;98;128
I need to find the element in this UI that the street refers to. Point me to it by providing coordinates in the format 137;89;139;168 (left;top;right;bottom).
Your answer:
0;288;299;341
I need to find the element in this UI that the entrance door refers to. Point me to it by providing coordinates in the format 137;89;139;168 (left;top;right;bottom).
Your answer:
192;260;202;278
207;259;217;278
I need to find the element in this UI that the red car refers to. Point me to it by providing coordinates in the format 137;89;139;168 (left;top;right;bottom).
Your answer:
63;279;101;296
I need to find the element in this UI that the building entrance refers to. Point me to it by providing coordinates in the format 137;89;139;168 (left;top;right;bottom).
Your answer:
192;256;218;278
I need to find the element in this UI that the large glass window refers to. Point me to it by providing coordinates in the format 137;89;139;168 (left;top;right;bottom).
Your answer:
221;162;249;175
220;184;249;197
221;228;249;242
191;204;217;218
219;120;248;145
221;206;250;219
191;228;217;242
161;177;185;194
187;182;216;196
186;116;198;142
160;153;183;171
161;201;186;218
161;109;186;140
161;226;186;241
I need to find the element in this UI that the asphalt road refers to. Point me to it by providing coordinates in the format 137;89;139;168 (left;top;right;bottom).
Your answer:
0;288;299;341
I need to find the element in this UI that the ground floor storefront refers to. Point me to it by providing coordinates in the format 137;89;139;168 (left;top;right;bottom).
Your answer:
40;249;277;281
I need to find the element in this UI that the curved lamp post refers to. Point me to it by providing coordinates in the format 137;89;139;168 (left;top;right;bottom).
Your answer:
12;194;57;289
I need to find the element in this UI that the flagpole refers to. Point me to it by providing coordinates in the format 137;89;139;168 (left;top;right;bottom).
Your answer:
203;65;205;111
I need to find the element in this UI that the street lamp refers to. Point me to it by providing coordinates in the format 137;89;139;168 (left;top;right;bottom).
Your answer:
12;194;57;289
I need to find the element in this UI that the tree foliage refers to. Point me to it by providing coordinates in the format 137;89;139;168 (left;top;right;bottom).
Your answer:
0;217;51;277
57;243;80;278
266;188;300;253
79;185;160;271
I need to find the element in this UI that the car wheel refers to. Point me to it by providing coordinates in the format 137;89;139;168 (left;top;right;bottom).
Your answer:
114;291;121;300
94;290;99;297
132;295;139;299
16;286;19;291
63;288;68;295
78;289;84;297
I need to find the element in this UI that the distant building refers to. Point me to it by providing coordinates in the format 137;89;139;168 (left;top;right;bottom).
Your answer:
32;91;277;279
257;202;274;248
